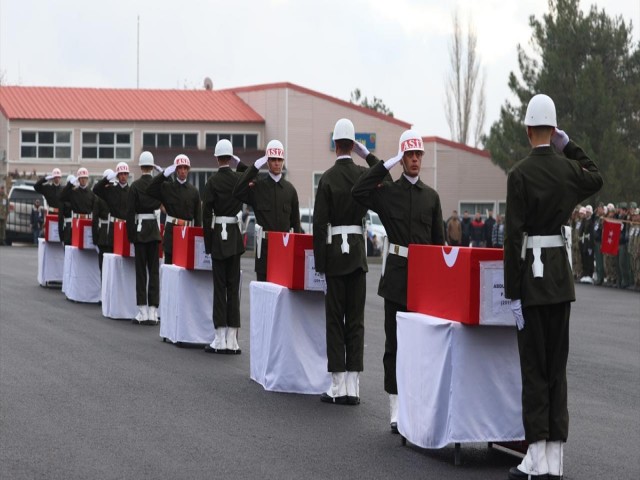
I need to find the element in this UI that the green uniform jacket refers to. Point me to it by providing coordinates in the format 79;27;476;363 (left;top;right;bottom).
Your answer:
147;174;202;256
233;166;301;275
34;177;62;209
313;155;380;276
202;165;247;260
353;159;445;305
504;142;603;306
126;174;162;243
92;196;110;247
59;184;95;215
93;179;130;247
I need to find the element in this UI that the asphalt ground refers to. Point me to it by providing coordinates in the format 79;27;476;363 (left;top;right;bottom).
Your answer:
1;245;638;479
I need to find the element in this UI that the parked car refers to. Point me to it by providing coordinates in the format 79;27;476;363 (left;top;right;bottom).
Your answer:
5;183;48;245
242;213;256;250
299;208;313;234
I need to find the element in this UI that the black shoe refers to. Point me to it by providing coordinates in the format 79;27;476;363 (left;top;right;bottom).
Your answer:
204;345;226;354
390;422;399;434
346;396;360;405
226;348;242;355
548;476;563;480
140;320;156;326
320;393;348;405
508;467;548;479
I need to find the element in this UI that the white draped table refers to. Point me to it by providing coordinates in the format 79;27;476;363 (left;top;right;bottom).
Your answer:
159;264;215;345
396;312;524;457
37;238;64;287
101;254;138;320
61;245;101;303
250;281;331;394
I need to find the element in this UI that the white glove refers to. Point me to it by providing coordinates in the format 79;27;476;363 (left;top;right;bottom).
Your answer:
105;169;117;181
66;175;77;186
383;151;403;170
163;164;177;177
552;128;570;151
153;164;164;173
510;299;525;330
254;156;268;169
45;175;54;181
352;141;370;159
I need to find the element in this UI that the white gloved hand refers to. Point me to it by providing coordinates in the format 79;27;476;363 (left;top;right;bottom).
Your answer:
45;175;54;181
254;156;268;169
153;164;163;173
66;174;77;186
383;151;403;170
105;169;117;181
510;299;525;330
352;141;370;159
231;155;241;166
163;164;177;177
552;128;570;151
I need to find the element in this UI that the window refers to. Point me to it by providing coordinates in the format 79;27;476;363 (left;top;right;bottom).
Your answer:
82;131;131;160
143;132;198;149
459;202;496;219
20;131;72;160
205;133;259;150
498;202;507;217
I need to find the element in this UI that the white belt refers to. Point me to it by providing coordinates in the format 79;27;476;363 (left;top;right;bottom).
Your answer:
381;236;408;276
213;216;240;241
64;217;72;225
98;218;110;227
166;215;193;227
108;214;125;223
326;224;364;254
255;224;267;259
523;234;565;278
136;212;158;232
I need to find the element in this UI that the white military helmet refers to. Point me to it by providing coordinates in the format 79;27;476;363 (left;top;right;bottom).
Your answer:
174;154;191;167
524;94;557;127
115;162;130;174
139;151;155;167
332;118;355;142
398;130;424;153
266;140;285;159
214;139;233;157
76;167;89;178
51;168;62;178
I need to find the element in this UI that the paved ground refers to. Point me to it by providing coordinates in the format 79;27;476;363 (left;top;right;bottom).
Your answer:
0;245;638;479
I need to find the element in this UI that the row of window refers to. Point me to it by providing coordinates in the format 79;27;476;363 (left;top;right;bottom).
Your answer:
19;131;260;160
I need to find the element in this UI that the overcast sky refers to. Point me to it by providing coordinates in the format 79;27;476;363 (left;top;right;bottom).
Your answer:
1;0;638;143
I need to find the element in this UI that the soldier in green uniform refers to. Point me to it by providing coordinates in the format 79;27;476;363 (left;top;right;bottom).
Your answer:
592;203;605;285
503;94;602;480
353;129;444;431
233;139;301;281
202;139;247;354
147;154;202;265
34;168;64;241
126;152;163;325
313;118;379;407
93;162;131;271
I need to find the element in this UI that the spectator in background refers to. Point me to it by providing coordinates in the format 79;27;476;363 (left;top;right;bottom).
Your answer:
593;203;605;285
492;214;505;248
0;184;7;245
484;210;496;248
579;205;595;283
30;199;44;244
446;210;462;246
470;212;485;247
603;204;618;286
461;210;471;247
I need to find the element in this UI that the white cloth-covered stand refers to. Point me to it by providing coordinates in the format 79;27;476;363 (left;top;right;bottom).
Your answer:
250;281;331;394
61;245;101;303
37;238;64;286
396;312;524;449
101;254;137;319
159;264;214;344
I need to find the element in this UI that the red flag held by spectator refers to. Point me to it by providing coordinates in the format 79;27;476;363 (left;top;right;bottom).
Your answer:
601;220;622;255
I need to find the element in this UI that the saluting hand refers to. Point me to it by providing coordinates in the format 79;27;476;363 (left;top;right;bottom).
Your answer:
552;128;570;151
254;156;268;169
352;141;370;159
383;151;403;170
163;164;177;177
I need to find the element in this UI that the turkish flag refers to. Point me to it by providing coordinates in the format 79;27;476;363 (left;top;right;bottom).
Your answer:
601;220;622;255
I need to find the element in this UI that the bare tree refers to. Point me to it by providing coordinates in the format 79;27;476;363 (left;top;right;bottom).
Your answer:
444;11;486;147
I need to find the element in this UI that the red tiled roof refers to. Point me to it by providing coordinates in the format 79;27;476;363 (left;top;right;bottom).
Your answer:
0;86;264;123
423;136;491;158
224;82;412;129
